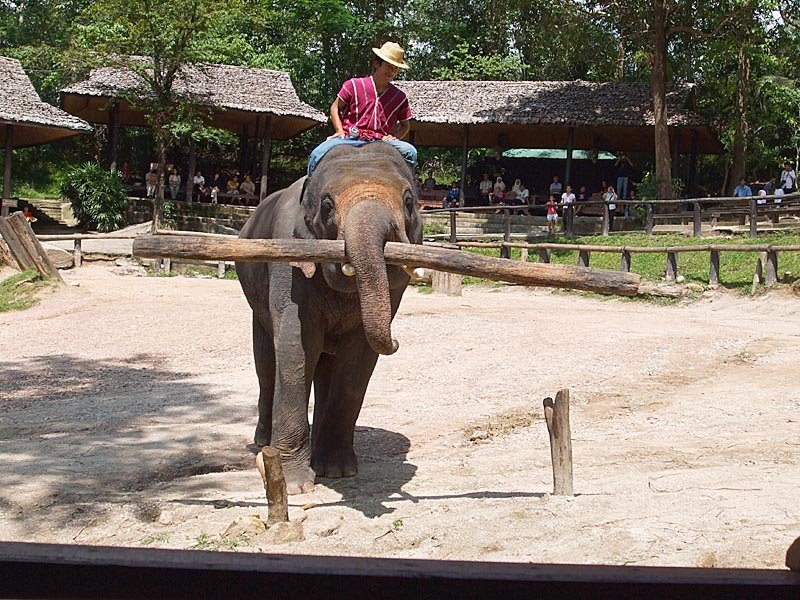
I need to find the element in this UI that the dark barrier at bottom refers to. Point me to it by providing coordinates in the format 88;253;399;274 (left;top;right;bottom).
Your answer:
1;542;799;599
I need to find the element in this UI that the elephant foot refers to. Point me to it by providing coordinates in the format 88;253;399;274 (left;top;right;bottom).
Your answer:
311;447;358;479
254;422;270;447
283;463;316;495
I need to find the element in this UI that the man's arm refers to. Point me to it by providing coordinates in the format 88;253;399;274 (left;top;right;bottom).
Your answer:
385;119;410;141
329;98;346;138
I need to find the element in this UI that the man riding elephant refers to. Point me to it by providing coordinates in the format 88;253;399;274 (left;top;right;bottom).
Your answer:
237;141;422;495
307;41;418;177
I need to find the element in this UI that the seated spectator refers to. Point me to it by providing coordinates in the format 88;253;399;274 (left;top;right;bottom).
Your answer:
507;178;523;201
549;175;562;198
758;189;768;205
145;167;158;198
516;181;530;205
733;178;753;198
227;175;240;195
443;181;461;208
491;176;506;204
479;173;493;202
423;171;436;191
240;174;256;196
119;161;132;184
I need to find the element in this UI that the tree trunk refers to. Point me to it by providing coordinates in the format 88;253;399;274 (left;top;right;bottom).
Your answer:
651;0;673;200
729;29;751;193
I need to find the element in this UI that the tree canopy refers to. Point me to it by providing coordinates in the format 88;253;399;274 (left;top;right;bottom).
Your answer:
1;0;798;197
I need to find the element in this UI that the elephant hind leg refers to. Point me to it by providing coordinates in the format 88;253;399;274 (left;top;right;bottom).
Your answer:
253;313;275;447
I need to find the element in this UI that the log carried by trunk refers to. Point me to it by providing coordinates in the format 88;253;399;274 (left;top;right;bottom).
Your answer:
133;235;641;297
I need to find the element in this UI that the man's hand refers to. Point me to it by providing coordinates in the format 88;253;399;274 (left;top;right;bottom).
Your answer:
327;132;346;140
382;134;397;141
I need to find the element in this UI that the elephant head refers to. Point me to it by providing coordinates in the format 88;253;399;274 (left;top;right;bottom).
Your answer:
300;143;422;355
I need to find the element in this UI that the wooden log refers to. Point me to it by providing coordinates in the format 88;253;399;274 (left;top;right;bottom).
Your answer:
538;248;551;264
578;250;590;268
749;198;757;238
543;389;573;496
0;235;15;268
665;251;678;282
602;204;610;236
73;239;82;268
4;213;63;282
431;270;462;296
256;447;289;526
709;249;720;286
620;249;631;273
132;236;642;297
0;214;36;270
765;250;778;286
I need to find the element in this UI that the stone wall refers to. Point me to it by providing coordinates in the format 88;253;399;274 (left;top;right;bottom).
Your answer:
126;199;254;234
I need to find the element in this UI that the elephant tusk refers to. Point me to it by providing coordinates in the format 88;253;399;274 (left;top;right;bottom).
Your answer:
402;265;428;281
290;261;316;278
341;263;356;276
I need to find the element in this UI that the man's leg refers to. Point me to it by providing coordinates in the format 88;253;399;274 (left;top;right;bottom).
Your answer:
383;139;418;169
308;138;365;176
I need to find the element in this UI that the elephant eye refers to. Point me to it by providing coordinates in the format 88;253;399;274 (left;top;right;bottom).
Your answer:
403;191;415;212
321;196;335;222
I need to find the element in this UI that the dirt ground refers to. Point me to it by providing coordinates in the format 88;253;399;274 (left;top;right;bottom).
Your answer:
1;263;798;569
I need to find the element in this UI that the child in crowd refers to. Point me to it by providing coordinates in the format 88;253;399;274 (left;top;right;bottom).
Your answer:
546;194;559;235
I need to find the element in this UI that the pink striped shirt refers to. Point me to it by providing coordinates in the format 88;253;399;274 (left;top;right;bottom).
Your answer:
336;76;412;139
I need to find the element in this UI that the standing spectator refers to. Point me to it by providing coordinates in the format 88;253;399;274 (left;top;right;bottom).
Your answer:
614;152;635;201
423;171;436;191
603;185;618;232
240;174;256;196
145;166;158;198
561;184;575;225
561;184;575;205
192;170;205;202
733;178;753;198
168;168;181;200
549;175;562;198
545;194;559;235
479;173;493;202
780;162;796;194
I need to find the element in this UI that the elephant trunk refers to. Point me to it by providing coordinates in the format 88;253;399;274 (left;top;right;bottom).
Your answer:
344;200;399;356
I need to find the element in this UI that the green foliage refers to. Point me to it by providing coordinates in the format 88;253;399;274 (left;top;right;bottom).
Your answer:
432;41;523;81
637;172;684;200
60;163;129;232
0;271;48;313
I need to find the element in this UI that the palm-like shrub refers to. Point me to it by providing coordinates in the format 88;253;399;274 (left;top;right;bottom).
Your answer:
60;163;128;232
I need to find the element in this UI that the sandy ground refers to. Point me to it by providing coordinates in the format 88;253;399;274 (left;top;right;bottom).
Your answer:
1;264;799;569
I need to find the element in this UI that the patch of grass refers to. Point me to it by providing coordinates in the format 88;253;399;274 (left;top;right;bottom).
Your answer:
0;271;50;312
222;268;239;280
412;283;433;293
191;533;216;550
139;533;170;546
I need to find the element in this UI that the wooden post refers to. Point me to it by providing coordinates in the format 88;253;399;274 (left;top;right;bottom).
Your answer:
0;236;14;267
765;250;778;286
459;125;469;204
646;204;654;235
259;116;272;202
73;239;83;268
108;103;119;169
2;124;12;217
449;210;457;244
620;249;631;273
501;208;511;259
601;204;609;236
431;270;462;296
520;247;528;263
749;198;758;238
578;250;590;268
538;248;551;264
185;137;196;203
564;127;574;186
693;201;701;237
753;252;765;288
239;124;250;179
666;251;678;283
218;261;225;278
256;447;289;526
709;249;720;286
543;389;573;496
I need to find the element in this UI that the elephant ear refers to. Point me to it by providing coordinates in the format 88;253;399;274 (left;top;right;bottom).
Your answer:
298;176;310;205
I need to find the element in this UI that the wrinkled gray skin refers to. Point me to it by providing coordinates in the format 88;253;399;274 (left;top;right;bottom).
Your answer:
236;143;422;495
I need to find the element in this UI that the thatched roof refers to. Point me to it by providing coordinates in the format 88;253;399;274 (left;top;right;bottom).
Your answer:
395;80;722;153
61;61;326;140
0;57;92;148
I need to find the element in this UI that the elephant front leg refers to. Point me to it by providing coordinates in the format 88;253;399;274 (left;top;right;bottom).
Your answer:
311;332;379;480
271;314;321;495
252;314;275;447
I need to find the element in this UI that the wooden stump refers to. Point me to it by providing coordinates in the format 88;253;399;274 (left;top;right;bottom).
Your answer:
431;270;462;296
0;212;63;282
218;261;226;279
709;250;720;286
543;389;574;496
538;248;551;264
665;251;678;283
578;250;590;268
620;250;631;273
256;447;289;526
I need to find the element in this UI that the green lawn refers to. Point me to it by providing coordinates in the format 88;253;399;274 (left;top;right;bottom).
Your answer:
0;271;50;312
463;232;800;290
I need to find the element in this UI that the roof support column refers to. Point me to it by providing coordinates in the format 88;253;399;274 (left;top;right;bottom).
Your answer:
108;103;120;169
2;124;12;217
671;128;681;181
459;125;469;207
239;124;249;178
565;127;575;187
260;116;272;202
687;131;698;195
185;136;196;204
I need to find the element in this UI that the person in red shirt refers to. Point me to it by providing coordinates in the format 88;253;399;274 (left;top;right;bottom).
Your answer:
545;194;559;236
307;41;417;176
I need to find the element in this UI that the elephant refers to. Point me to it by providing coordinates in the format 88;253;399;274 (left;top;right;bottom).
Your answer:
236;142;422;495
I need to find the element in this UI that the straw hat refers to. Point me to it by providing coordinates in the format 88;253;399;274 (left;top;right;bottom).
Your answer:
372;42;409;70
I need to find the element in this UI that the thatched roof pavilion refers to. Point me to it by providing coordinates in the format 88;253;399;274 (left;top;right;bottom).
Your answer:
396;80;722;154
61;61;325;141
1;57;92;212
